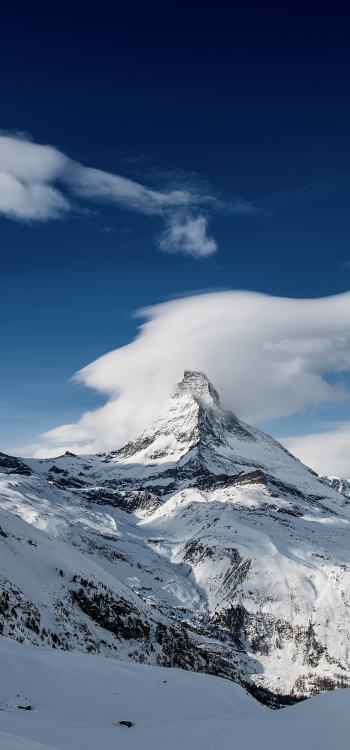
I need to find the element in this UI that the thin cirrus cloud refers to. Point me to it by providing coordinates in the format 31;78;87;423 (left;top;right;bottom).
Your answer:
23;290;350;476
0;133;251;257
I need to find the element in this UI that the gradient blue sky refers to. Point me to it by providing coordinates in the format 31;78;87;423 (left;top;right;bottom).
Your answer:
1;3;350;453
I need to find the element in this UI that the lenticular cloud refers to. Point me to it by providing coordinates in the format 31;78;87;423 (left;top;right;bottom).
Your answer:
31;290;350;468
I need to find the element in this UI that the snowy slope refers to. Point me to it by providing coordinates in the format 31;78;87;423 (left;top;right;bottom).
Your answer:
0;503;211;675
1;637;350;750
1;371;350;704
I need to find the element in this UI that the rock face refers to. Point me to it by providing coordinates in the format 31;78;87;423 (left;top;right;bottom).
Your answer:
323;475;350;500
0;452;32;476
1;370;350;706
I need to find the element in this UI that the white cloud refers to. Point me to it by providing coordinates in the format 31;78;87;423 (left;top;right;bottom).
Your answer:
0;134;67;182
0;134;69;220
158;213;217;257
283;425;350;477
25;291;350;477
0;172;69;221
66;163;201;215
0;133;247;254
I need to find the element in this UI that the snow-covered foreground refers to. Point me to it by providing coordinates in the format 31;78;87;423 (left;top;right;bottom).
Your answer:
0;637;349;750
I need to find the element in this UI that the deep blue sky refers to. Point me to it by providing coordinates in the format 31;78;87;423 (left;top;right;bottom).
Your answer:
1;3;350;451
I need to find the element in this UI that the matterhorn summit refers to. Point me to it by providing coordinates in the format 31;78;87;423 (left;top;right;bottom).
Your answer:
104;369;256;470
102;370;345;507
1;370;350;706
176;369;220;402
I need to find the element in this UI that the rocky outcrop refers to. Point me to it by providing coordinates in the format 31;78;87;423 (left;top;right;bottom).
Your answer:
0;452;32;476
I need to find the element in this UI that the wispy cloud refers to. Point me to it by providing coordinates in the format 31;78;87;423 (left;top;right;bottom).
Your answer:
0;133;252;257
158;213;217;257
65;162;208;214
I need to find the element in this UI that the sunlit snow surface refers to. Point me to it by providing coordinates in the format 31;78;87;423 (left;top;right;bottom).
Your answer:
1;637;350;750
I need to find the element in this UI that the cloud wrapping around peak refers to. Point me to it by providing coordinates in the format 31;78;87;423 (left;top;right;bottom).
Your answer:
0;133;250;255
27;290;350;476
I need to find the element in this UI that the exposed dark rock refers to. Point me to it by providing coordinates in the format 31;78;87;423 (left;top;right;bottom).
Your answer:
0;452;32;476
80;487;160;514
71;579;150;641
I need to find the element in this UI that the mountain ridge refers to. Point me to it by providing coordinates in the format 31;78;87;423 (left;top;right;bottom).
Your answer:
1;370;350;706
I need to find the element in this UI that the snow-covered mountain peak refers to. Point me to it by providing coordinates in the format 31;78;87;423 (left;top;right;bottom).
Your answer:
100;371;340;503
93;372;347;518
175;370;220;407
105;370;251;467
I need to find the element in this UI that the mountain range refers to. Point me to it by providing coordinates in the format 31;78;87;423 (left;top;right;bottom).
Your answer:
1;370;350;707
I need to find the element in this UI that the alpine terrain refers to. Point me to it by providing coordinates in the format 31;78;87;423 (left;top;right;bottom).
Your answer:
323;475;350;499
1;370;350;708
